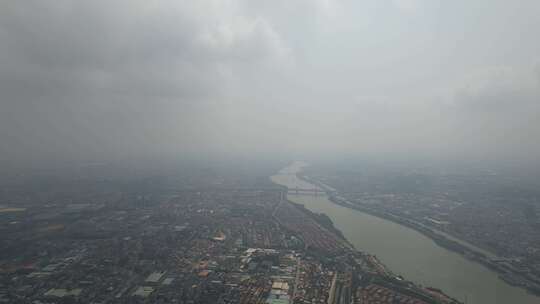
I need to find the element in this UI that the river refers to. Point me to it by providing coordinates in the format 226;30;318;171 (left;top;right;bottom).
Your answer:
270;162;540;304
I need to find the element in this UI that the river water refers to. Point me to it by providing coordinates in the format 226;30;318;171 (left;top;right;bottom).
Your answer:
270;162;540;304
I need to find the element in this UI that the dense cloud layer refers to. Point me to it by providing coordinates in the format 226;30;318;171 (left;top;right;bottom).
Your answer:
1;0;539;167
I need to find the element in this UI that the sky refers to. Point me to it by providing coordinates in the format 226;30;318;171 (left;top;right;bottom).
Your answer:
1;0;540;168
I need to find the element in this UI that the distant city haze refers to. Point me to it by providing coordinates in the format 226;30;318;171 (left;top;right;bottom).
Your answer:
1;1;540;169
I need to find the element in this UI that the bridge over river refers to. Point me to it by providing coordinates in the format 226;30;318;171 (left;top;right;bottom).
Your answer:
287;187;327;195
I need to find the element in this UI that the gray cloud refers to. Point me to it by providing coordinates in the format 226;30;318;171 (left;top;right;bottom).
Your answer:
442;65;540;161
1;0;540;167
535;62;540;84
0;1;289;164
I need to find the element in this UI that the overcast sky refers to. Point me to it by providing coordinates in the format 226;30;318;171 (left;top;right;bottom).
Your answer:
1;0;540;167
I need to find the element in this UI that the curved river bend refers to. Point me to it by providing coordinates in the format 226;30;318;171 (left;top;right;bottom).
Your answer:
271;163;539;304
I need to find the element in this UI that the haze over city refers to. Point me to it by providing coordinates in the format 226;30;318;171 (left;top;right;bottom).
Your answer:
2;0;540;168
2;2;540;304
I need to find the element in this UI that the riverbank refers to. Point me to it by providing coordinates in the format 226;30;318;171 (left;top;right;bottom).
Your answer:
278;189;462;303
285;198;349;243
297;172;540;297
